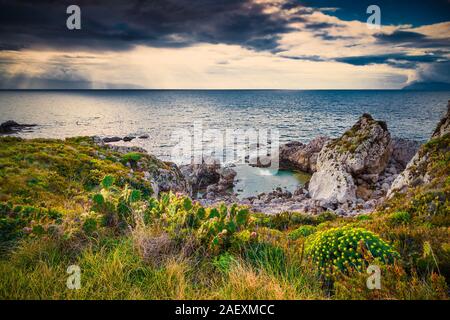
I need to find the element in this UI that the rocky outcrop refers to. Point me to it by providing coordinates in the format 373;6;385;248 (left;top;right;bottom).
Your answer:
388;102;450;197
180;159;221;196
92;136;189;196
0;120;37;134
391;138;421;167
309;114;392;205
279;136;329;173
179;159;237;199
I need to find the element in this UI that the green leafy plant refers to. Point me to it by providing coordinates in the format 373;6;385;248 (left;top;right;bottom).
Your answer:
306;226;399;276
121;152;142;164
212;252;237;273
92;175;144;229
389;211;411;225
288;225;317;240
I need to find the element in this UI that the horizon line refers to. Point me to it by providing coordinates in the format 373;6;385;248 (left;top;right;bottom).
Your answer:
0;88;433;91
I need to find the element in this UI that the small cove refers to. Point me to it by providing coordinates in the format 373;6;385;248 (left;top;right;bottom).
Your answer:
232;165;311;199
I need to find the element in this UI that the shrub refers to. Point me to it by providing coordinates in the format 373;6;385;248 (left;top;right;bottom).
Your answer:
121;152;142;164
82;217;98;235
144;193;252;254
92;177;144;229
305;226;399;276
389;211;411;225
316;211;338;223
356;214;372;221
288;225;316;240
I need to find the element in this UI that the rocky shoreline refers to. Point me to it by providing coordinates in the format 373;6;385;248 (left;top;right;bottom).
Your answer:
92;111;427;217
2;101;448;217
185;114;421;216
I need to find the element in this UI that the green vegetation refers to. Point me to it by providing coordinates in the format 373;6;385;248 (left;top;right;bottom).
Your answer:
0;137;448;300
306;226;399;276
288;225;316;240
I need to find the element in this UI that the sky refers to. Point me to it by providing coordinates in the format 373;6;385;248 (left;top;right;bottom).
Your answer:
0;0;449;89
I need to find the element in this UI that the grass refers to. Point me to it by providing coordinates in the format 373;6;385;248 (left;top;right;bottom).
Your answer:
0;136;448;300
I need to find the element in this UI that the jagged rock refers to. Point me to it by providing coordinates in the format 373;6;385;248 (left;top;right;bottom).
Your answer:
391;137;421;167
432;102;450;137
388;101;450;197
180;158;221;195
279;136;329;173
0;120;37;134
323;114;391;175
217;167;237;189
309;114;391;204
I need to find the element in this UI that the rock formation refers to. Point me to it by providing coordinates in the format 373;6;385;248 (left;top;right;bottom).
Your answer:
279;136;329;173
180;159;237;198
388;101;450;197
309;114;392;205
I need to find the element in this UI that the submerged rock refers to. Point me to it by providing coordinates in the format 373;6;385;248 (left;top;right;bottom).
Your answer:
103;136;122;143
123;136;136;142
0;120;37;134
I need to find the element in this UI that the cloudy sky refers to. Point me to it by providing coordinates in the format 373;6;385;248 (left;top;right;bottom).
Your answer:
0;0;449;89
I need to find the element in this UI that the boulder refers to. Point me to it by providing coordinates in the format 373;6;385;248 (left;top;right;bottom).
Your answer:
309;114;392;204
180;158;221;195
217;166;237;189
279;136;329;173
309;163;356;204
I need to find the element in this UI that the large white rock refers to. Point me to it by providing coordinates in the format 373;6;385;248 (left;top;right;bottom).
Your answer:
309;114;392;204
308;163;356;204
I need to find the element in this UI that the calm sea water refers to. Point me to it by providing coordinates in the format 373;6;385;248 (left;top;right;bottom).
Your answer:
1;90;448;197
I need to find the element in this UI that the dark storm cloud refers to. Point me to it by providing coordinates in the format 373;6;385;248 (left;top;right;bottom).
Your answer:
415;61;450;83
0;0;297;52
279;55;327;62
304;22;342;30
374;30;450;48
336;53;447;69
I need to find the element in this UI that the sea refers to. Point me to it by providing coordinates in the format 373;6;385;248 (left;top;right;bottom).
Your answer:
1;90;448;197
